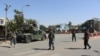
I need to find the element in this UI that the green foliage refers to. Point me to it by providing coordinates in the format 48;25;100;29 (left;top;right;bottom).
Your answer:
25;19;37;27
7;20;17;31
48;25;56;32
14;9;24;29
68;21;72;26
81;18;100;30
55;25;61;28
25;19;37;24
40;25;47;31
7;9;25;31
81;20;89;28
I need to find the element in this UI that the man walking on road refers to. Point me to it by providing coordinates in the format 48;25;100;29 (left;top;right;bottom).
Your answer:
10;30;17;48
72;30;76;42
84;30;91;49
48;30;55;50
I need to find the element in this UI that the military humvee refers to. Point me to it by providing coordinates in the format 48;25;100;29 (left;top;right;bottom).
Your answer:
16;24;47;43
17;30;46;43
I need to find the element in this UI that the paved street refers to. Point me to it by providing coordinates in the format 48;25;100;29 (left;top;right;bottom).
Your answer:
0;33;100;56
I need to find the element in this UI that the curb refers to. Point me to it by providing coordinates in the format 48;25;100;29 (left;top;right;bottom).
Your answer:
0;41;10;46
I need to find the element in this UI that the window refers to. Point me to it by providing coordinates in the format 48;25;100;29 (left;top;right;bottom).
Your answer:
0;19;4;24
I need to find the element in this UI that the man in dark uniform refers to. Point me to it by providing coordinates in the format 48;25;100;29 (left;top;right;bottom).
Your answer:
72;30;76;42
48;30;55;50
84;30;91;49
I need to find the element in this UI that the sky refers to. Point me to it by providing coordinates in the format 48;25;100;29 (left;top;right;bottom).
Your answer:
0;0;100;27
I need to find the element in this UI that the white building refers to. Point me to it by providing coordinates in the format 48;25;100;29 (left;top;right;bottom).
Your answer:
0;17;7;26
0;17;7;39
56;24;69;32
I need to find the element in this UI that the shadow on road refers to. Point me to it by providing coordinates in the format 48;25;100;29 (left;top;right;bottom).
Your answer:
93;50;100;53
17;40;38;43
32;48;49;50
60;41;71;42
81;55;92;56
93;50;100;56
65;48;84;50
0;46;10;48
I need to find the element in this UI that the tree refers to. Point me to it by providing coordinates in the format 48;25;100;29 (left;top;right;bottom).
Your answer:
55;25;61;29
81;18;100;32
48;25;56;32
25;19;37;27
40;25;47;31
93;18;100;30
81;20;89;28
55;25;61;33
68;21;72;30
7;20;17;31
14;9;24;30
95;22;99;30
68;21;72;26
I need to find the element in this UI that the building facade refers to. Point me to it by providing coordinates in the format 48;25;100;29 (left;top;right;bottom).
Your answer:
0;17;7;39
56;24;69;32
0;18;7;26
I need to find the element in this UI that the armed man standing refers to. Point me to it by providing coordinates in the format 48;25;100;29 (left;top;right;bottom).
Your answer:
48;29;55;50
84;29;91;49
71;30;76;42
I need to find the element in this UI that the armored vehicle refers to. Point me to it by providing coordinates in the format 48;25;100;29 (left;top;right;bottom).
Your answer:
17;24;47;43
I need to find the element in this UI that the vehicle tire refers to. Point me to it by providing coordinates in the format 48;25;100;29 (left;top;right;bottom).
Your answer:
17;38;21;43
16;36;22;43
25;35;32;43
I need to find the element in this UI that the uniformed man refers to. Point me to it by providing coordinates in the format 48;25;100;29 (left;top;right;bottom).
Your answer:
48;30;55;50
72;30;76;42
84;30;91;49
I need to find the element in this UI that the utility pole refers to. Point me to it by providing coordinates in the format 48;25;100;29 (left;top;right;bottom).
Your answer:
21;5;30;27
4;3;11;40
21;5;30;18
